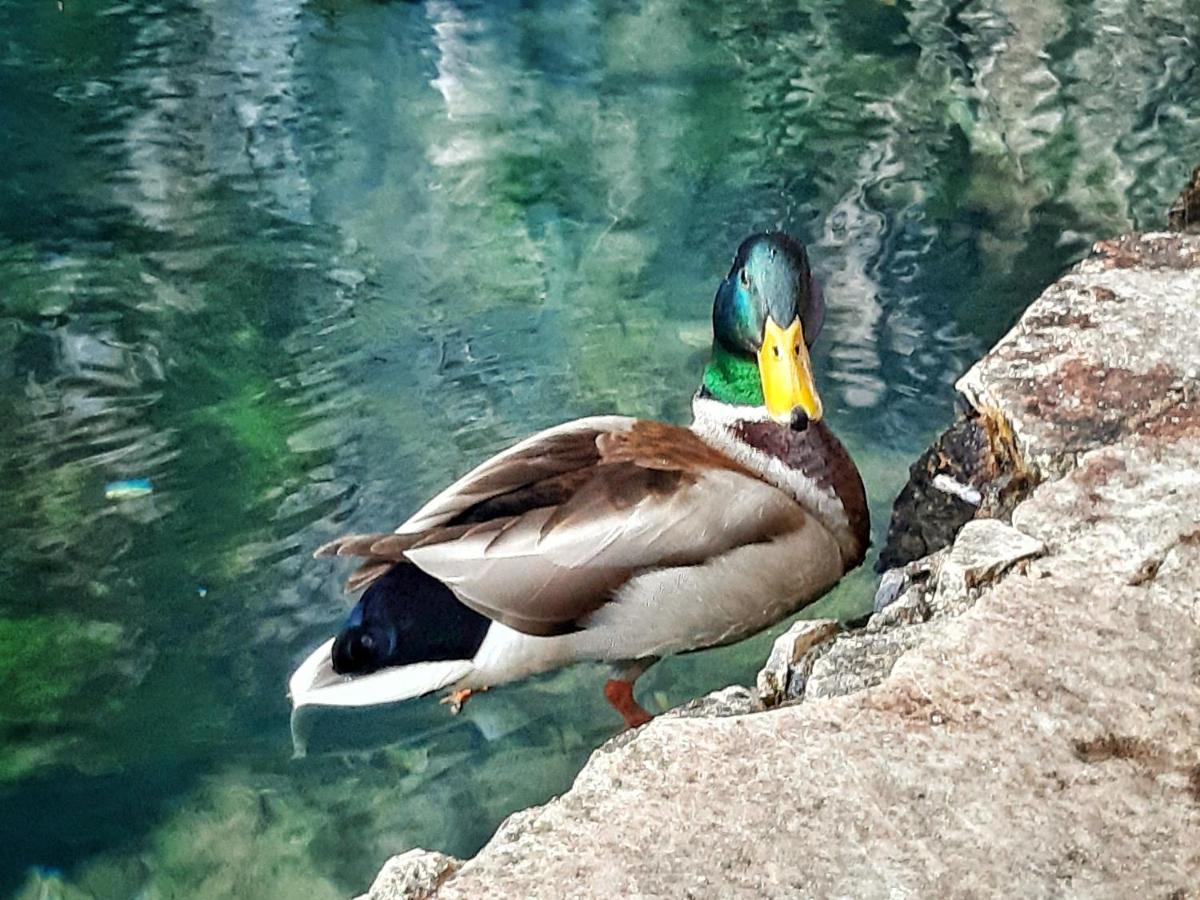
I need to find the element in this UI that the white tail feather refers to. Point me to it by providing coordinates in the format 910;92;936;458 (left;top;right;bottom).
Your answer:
288;638;473;709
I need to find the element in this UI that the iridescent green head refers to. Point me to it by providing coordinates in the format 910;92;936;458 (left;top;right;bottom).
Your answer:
702;233;825;423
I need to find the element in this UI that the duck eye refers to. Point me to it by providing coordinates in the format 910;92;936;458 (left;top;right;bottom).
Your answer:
739;269;750;289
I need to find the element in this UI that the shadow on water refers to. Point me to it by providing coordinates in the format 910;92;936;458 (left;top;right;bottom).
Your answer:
1;0;1199;895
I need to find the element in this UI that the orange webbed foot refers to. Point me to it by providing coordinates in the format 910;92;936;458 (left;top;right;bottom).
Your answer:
603;679;654;729
440;686;486;715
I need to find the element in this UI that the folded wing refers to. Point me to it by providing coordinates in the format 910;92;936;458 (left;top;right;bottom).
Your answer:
316;417;809;636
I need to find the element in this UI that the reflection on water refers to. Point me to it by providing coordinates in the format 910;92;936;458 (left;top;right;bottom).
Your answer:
1;0;1198;895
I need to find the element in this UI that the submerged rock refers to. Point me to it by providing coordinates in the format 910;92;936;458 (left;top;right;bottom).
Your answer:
875;408;1015;571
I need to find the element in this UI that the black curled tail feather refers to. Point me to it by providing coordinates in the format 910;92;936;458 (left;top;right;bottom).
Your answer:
332;562;491;675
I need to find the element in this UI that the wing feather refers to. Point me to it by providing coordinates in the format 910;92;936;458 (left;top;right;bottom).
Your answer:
397;416;634;534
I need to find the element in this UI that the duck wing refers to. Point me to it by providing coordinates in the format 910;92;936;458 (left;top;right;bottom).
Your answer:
316;416;809;637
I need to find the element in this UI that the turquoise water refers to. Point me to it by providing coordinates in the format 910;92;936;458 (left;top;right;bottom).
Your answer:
2;0;1198;895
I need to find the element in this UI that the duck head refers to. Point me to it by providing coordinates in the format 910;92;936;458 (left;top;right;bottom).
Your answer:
702;232;825;426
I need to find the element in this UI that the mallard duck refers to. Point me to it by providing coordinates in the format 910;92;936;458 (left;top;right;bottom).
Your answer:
289;233;868;727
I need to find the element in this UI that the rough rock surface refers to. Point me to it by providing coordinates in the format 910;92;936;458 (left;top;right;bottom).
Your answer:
756;618;841;706
927;517;1044;616
356;849;458;900
957;232;1200;479
665;684;762;719
363;233;1200;900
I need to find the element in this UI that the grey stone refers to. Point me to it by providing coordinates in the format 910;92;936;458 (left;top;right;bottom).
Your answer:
364;849;459;900
804;625;929;700
755;618;840;707
867;583;931;631
870;548;945;625
872;567;906;611
667;684;761;719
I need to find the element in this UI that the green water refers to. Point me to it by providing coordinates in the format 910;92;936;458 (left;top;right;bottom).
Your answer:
2;0;1198;895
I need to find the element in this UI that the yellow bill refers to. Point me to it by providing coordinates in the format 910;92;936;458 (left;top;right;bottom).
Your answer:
756;317;823;424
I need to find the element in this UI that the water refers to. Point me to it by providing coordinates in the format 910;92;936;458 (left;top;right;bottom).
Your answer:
1;0;1197;895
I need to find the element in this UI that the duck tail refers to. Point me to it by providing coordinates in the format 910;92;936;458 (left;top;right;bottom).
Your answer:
288;639;474;709
291;560;491;710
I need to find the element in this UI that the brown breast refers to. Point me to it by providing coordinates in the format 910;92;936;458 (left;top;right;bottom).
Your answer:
731;419;870;568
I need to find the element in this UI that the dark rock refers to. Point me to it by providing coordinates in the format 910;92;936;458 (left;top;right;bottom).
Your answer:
875;406;1031;571
1167;165;1200;233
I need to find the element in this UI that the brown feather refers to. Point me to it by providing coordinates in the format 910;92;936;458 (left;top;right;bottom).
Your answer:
366;534;420;559
401;424;613;532
313;534;369;559
598;420;755;476
451;468;595;524
334;533;398;558
346;560;395;593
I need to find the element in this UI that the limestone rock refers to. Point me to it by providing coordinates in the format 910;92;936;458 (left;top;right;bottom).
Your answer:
956;232;1200;479
868;582;931;630
755;618;840;707
871;547;945;619
871;566;907;611
362;849;460;900
668;684;761;719
929;518;1044;615
804;625;928;700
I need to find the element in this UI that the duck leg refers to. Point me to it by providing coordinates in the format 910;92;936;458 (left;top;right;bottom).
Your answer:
440;685;487;715
603;658;658;728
